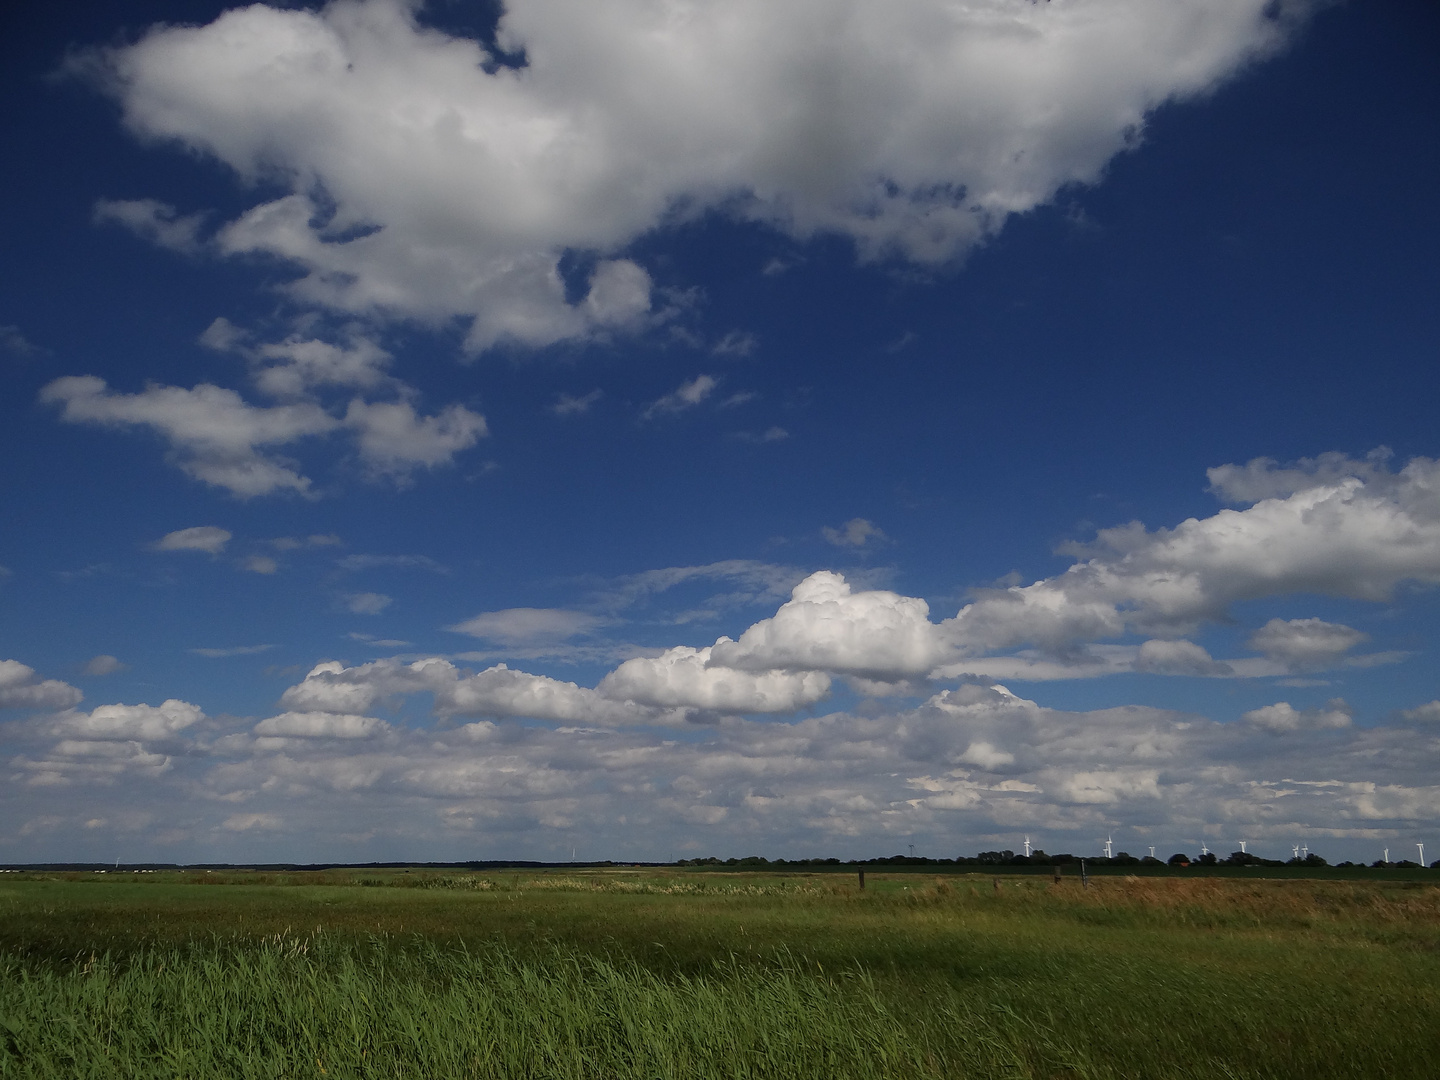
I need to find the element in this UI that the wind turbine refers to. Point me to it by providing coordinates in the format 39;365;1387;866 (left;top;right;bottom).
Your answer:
1418;843;1425;866
1238;840;1248;854
1293;845;1300;859
1301;844;1308;859
1200;842;1209;857
1148;846;1156;859
1383;848;1390;864
1023;836;1031;858
1104;835;1114;859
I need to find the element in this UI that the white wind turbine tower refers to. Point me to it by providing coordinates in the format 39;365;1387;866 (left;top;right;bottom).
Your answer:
1301;844;1308;858
1238;840;1248;854
1293;845;1300;860
1104;835;1114;859
1149;846;1156;859
1383;848;1390;864
1418;843;1425;866
1024;836;1031;858
1201;842;1209;857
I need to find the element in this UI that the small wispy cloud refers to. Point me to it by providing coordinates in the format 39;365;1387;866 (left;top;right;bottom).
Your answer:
347;632;412;648
0;325;40;357
552;389;603;416
447;608;606;645
94;198;207;255
190;644;275;658
154;526;231;555
731;426;788;444
270;534;341;551
643;375;716;419
822;518;888;549
337;554;446;573
712;330;757;357
344;592;393;615
884;331;917;354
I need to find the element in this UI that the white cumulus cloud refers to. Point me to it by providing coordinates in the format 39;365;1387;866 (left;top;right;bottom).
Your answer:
1398;701;1440;725
343;398;488;480
52;699;205;741
1248;618;1367;671
254;711;388;738
947;454;1440;656
709;571;943;680
1242;699;1353;734
249;334;396;399
81;0;1311;350
0;660;84;711
42;377;336;497
599;645;831;713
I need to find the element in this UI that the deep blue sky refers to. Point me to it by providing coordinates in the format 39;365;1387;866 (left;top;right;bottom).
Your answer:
2;0;1438;865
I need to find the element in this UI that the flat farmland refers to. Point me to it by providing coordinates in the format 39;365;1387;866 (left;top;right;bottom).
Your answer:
2;869;1438;1078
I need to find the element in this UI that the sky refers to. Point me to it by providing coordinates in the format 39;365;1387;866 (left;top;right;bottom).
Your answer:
2;0;1439;866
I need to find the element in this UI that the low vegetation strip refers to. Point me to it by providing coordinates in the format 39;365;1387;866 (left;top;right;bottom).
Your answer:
0;939;952;1080
1;871;1437;1078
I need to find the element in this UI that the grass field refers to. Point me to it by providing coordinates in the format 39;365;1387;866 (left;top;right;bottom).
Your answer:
2;868;1438;1078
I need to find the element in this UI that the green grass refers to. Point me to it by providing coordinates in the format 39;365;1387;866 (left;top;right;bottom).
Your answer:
2;869;1438;1078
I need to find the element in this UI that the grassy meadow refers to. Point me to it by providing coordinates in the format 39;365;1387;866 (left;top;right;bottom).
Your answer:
1;867;1438;1078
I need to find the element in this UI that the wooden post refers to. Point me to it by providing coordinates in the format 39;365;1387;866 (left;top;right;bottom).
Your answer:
993;877;1001;893
1080;859;1089;889
1053;864;1062;884
858;869;865;890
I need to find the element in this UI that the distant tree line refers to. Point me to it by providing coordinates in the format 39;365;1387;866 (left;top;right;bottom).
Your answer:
677;851;1440;870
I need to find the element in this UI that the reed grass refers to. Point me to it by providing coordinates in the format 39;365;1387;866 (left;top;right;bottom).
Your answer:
2;871;1437;1078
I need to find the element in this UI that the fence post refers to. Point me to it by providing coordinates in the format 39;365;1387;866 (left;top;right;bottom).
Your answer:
1081;859;1089;889
858;869;865;890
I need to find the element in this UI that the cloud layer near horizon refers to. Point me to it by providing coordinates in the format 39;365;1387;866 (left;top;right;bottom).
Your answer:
8;670;1439;860
5;451;1439;859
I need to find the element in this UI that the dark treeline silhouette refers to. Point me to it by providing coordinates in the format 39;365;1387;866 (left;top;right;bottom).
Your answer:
680;850;1440;870
7;852;1437;873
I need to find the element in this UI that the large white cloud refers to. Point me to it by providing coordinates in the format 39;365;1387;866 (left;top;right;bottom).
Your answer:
278;657;686;725
82;0;1312;350
53;699;205;741
9;698;206;787
709;571;944;679
599;645;831;713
